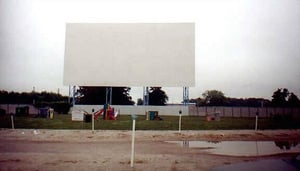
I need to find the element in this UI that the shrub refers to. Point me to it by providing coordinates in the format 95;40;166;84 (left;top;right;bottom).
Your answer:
51;102;71;114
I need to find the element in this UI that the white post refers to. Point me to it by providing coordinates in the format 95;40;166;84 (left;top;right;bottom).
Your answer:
255;115;258;131
178;110;182;132
131;119;136;167
179;114;182;133
11;114;14;129
92;113;95;133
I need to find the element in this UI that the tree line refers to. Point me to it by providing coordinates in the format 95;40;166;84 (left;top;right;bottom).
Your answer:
75;87;135;105
0;90;69;104
75;86;168;106
190;88;300;107
0;87;168;106
0;87;299;107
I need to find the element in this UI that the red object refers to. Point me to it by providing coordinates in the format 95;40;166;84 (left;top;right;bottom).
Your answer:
94;109;104;119
94;107;117;120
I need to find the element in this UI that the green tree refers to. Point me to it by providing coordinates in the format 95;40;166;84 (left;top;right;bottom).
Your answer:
111;87;135;105
189;97;205;106
76;87;106;104
149;87;168;106
288;93;300;107
271;88;289;107
202;90;226;106
0;90;68;104
76;86;134;105
137;98;143;105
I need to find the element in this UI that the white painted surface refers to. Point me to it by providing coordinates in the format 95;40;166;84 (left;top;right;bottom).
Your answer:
71;109;84;121
64;23;195;87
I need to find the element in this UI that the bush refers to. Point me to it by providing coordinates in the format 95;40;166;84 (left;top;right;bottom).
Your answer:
34;101;50;108
51;102;71;114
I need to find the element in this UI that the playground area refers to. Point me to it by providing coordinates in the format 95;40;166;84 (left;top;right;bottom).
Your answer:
0;129;299;171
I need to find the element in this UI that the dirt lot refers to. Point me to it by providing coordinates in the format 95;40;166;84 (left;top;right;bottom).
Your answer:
0;129;300;171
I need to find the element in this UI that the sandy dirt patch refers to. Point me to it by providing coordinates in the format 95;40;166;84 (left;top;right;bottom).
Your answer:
0;129;300;171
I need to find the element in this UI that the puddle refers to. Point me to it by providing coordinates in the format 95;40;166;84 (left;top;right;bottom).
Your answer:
166;140;300;156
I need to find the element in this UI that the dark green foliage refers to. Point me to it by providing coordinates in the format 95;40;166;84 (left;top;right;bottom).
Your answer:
111;87;135;105
51;102;71;114
189;98;204;106
202;90;226;106
288;93;300;107
149;87;168;106
190;88;300;107
191;97;272;107
271;88;300;107
225;98;271;107
0;90;69;105
137;98;143;105
272;88;289;107
76;86;134;105
76;86;106;104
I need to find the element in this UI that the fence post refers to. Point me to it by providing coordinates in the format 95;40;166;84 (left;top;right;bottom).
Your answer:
130;114;137;168
255;112;258;131
10;114;14;129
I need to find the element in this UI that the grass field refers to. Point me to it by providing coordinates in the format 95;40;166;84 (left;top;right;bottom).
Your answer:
0;114;300;130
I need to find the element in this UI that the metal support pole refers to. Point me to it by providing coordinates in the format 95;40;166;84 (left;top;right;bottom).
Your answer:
72;86;76;106
110;87;112;105
143;87;149;105
68;85;71;104
180;87;189;132
183;87;189;106
106;87;109;104
105;87;113;105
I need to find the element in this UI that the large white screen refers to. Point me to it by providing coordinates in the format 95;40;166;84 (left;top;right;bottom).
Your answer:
64;23;195;87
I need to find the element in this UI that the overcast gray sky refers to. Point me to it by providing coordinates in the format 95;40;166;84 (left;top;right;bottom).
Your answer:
0;0;300;103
